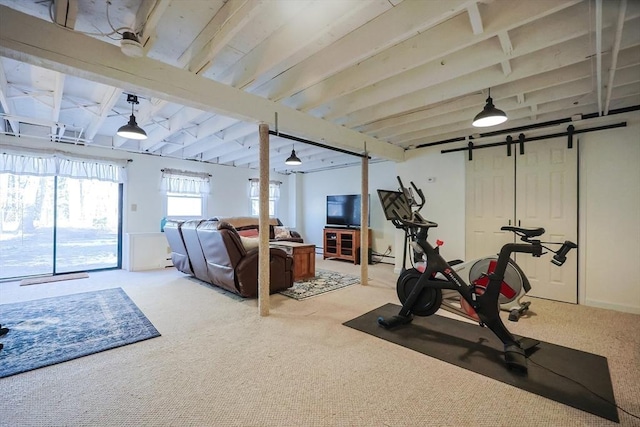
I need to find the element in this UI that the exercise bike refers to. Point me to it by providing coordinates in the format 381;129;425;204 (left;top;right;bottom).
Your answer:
386;177;534;322
376;187;577;373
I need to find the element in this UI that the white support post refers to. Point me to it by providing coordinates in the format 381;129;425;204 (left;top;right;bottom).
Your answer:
360;149;369;285
258;123;270;316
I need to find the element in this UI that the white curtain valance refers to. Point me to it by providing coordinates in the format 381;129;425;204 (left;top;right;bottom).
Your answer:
0;148;127;183
160;168;211;195
249;179;281;199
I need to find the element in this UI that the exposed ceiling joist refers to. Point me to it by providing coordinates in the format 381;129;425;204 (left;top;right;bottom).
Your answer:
0;6;404;163
53;0;77;29
0;63;19;134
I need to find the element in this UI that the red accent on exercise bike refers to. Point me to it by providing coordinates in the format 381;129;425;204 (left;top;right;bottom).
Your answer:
436;239;444;247
460;260;518;320
473;260;517;299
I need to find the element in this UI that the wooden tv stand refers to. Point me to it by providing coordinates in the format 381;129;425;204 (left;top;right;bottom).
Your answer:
323;227;371;264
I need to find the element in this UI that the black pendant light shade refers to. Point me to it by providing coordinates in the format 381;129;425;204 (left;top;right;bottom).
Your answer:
285;147;302;166
117;94;147;140
472;89;507;128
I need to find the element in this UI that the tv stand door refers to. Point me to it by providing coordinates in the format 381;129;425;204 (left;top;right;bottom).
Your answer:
323;228;366;264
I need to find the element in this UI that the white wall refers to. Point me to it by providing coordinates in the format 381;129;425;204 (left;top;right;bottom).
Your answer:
298;150;466;272
401;147;467;265
299;161;399;258
579;118;640;313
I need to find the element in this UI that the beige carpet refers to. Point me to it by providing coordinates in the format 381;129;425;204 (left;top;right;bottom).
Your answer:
0;258;638;426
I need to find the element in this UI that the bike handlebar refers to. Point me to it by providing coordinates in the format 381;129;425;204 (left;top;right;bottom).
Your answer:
552;241;578;266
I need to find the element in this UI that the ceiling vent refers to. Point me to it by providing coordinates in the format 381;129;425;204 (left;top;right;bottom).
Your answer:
120;31;143;57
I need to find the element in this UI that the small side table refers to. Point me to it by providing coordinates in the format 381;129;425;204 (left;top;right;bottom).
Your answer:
270;242;316;282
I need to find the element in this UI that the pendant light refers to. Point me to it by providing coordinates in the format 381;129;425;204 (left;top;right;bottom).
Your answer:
117;94;147;140
472;88;507;128
285;146;302;166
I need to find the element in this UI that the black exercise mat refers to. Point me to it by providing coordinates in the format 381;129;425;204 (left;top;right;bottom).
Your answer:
344;303;619;423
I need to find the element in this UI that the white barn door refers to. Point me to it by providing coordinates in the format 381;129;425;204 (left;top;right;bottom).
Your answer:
465;146;514;260
466;137;578;303
515;138;578;303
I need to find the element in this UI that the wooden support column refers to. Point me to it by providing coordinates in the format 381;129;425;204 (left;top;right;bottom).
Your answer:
360;149;369;285
258;123;270;316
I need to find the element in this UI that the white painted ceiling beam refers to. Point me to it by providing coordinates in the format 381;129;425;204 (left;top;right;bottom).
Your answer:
140;107;206;151
390;77;597;145
375;59;637;141
218;0;377;90
414;94;640;150
0;63;19;134
84;87;123;140
240;0;390;94
0;6;406;162
395;68;640;146
184;0;266;74
136;0;171;53
286;0;581;113
248;148;351;170
596;0;604;115
51;72;65;139
254;145;337;168
337;20;640;129
267;152;364;173
200;137;253;162
223;134;332;166
604;0;628;115
467;3;484;35
218;138;291;165
319;3;630;121
195;115;239;140
53;0;78;28
158;132;197;155
168;115;239;154
182;134;228;159
255;0;476;103
396;78;640;149
219;122;257;142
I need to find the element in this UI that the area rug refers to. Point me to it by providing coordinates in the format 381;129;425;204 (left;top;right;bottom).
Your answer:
279;269;360;300
0;288;160;378
20;272;89;286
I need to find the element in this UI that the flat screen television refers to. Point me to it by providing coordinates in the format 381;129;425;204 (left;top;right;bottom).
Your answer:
326;194;369;228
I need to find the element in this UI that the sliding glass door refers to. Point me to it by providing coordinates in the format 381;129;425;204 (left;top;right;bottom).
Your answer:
0;174;55;278
0;173;122;280
54;177;121;274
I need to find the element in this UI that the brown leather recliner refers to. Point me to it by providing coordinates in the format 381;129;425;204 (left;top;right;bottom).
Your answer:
166;219;293;298
164;220;193;275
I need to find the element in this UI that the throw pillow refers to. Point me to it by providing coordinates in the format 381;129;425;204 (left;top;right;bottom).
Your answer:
240;236;260;250
274;226;291;239
237;228;259;238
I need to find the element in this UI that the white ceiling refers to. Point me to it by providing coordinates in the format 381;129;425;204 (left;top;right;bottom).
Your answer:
0;0;638;174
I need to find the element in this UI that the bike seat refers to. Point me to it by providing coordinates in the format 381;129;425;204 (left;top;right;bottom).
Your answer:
501;226;545;238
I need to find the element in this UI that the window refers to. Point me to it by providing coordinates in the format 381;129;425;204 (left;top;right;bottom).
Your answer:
249;179;280;217
166;192;203;217
160;169;210;219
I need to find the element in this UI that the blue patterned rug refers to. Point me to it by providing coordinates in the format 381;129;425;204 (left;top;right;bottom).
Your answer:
279;269;361;300
0;288;160;378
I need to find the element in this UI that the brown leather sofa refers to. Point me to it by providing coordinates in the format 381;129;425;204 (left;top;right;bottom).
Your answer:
211;216;303;243
164;219;293;298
